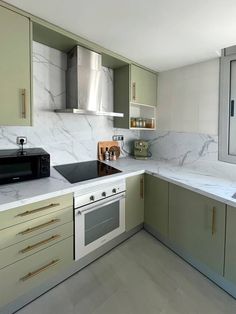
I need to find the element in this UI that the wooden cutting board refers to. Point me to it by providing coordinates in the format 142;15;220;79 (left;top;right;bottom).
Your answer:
98;141;120;160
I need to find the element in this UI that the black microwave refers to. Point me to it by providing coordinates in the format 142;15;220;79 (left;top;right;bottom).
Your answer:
0;148;50;185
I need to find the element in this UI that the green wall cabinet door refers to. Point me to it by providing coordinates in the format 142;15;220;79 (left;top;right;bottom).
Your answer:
169;184;226;275
125;174;144;232
144;174;169;237
0;5;31;126
130;64;157;106
224;205;236;284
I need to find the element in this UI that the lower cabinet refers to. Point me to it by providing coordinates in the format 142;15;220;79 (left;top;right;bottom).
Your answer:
0;237;73;308
169;183;226;275
224;205;236;284
144;174;169;237
0;193;74;311
125;174;144;231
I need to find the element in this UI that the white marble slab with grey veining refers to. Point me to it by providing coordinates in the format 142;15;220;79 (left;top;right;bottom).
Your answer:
1;157;236;212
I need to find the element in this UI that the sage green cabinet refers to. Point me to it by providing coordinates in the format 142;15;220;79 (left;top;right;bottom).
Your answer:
169;184;226;275
130;64;157;106
0;5;31;126
114;64;157;129
144;174;169;237
125;174;144;231
224;205;236;284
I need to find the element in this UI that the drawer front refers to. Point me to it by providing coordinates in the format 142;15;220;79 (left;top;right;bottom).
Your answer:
0;193;73;230
0;237;73;308
0;207;72;250
0;222;73;269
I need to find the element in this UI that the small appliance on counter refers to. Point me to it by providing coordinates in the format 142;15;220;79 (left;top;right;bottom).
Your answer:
0;148;50;185
133;140;150;159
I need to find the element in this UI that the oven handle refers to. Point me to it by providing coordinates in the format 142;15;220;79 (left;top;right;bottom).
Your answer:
76;193;126;215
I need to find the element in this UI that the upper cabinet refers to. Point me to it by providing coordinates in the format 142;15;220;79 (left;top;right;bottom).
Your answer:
130;64;157;106
114;64;157;130
0;5;32;126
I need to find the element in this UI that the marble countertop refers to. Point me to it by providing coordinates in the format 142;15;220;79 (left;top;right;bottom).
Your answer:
1;157;236;212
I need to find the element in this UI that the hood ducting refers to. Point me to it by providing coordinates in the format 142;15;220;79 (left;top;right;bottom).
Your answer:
55;46;123;117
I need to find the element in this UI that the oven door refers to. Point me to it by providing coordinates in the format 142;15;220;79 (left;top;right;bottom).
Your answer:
74;193;125;260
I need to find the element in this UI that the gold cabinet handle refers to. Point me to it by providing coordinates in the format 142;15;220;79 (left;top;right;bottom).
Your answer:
212;207;216;236
132;82;136;101
16;203;60;217
19;234;61;254
18;219;60;235
20;259;60;282
140;176;144;199
21;88;26;119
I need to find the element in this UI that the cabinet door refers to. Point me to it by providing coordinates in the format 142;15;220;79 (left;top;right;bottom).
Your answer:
224;206;236;284
144;174;169;237
169;184;225;275
125;174;144;231
130;65;157;106
0;6;31;126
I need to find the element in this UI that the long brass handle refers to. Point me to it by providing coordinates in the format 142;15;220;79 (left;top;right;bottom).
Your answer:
140;176;144;199
20;259;60;282
19;234;61;254
212;207;216;236
16;203;60;217
18;219;60;235
132;82;136;101
21;88;26;119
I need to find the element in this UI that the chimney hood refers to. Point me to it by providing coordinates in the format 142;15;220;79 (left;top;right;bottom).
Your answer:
55;46;123;117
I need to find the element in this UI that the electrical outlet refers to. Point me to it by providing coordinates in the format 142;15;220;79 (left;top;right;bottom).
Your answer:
16;136;27;145
112;135;124;141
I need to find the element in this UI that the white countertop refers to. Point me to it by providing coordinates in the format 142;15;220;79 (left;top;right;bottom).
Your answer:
1;157;236;212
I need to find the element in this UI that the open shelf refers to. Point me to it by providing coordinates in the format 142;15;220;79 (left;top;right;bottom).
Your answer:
129;102;156;130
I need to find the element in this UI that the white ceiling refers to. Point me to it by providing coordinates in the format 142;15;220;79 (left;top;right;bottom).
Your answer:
4;0;236;71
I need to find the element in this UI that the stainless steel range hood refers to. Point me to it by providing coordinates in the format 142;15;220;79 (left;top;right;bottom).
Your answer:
55;46;123;117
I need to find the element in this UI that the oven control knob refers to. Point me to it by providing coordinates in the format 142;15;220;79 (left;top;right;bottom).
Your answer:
112;188;117;193
102;192;106;197
90;195;95;201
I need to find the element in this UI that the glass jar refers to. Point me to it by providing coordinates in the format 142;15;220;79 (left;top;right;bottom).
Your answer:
130;118;136;128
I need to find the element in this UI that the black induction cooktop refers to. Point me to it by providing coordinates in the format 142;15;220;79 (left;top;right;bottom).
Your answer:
54;160;121;183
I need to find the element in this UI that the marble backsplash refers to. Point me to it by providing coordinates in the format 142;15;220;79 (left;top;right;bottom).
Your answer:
0;41;231;177
0;42;139;165
142;130;218;166
141;130;236;181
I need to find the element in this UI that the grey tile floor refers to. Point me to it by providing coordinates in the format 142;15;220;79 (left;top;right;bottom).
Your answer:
16;230;236;314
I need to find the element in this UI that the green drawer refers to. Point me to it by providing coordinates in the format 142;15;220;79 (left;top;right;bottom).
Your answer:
0;193;73;230
0;222;73;269
0;207;72;250
0;236;73;308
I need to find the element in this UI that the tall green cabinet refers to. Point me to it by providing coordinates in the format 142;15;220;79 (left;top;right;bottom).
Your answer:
169;184;226;275
144;174;169;237
0;5;31;126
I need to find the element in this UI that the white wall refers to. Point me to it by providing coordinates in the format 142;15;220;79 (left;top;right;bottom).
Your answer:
157;58;219;135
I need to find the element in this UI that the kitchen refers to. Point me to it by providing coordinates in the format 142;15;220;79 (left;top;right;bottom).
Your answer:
1;0;236;313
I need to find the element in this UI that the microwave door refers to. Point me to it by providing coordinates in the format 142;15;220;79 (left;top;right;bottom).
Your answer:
0;157;37;184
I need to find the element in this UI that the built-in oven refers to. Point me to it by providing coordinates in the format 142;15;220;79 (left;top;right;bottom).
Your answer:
74;180;126;260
